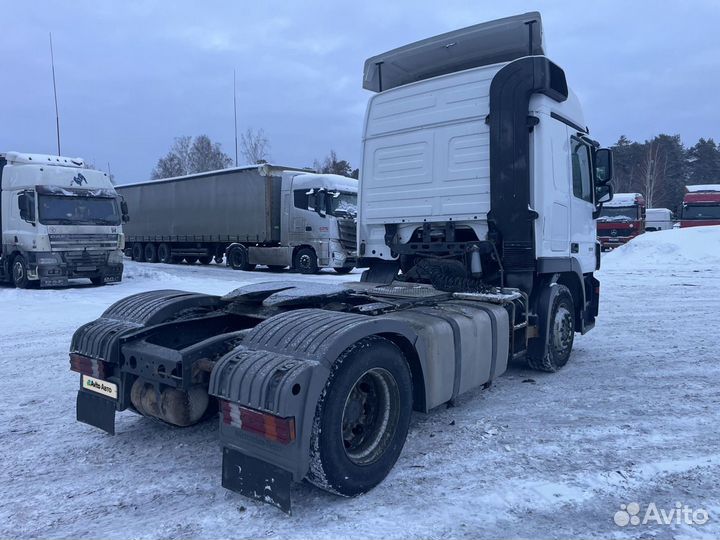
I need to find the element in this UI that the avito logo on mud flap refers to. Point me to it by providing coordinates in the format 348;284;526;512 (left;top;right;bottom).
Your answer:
82;375;118;399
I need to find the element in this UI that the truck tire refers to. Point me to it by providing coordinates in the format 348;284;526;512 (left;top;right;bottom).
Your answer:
157;243;172;264
527;284;575;372
12;255;33;289
199;256;212;265
184;256;198;265
144;243;158;263
227;245;255;271
131;243;145;262
307;336;413;497
334;267;354;274
294;247;319;274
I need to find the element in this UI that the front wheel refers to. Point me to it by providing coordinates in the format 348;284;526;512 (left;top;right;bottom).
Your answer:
527;284;575;372
227;245;255;271
293;247;319;274
307;336;413;496
12;256;33;289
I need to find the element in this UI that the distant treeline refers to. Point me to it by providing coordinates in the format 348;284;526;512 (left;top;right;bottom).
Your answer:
611;135;720;211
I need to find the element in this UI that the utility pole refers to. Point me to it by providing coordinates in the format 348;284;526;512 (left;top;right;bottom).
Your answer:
49;32;61;155
233;70;238;167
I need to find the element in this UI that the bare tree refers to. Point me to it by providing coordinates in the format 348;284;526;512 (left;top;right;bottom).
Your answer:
314;149;353;177
239;128;271;164
152;135;231;179
638;141;666;208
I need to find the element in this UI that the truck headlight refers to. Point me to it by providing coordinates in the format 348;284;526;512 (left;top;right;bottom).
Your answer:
108;250;124;265
37;253;61;265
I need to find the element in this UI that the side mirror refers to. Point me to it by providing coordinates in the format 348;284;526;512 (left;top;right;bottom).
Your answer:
595;148;613;184
120;200;129;215
596;184;613;204
122;214;130;223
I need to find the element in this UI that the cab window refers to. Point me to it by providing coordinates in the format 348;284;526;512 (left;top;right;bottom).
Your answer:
571;138;593;203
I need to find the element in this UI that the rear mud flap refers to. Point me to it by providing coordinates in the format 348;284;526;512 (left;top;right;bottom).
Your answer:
77;390;116;435
222;447;293;514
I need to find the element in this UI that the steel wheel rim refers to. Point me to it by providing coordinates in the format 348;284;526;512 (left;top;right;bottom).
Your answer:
341;367;400;465
299;254;312;269
552;305;573;353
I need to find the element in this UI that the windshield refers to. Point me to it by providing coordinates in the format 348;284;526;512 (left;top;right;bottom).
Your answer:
683;205;720;220
38;194;121;225
597;206;639;221
326;192;357;218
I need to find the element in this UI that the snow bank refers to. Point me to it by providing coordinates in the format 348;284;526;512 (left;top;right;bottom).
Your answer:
603;225;720;270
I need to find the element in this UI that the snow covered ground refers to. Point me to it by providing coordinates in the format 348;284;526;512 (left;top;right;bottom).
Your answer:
1;227;719;539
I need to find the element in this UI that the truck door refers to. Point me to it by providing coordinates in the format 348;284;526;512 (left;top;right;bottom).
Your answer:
569;137;596;273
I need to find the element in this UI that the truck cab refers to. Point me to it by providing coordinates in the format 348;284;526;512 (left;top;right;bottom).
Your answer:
681;185;720;228
0;151;128;288
281;172;357;272
596;193;645;250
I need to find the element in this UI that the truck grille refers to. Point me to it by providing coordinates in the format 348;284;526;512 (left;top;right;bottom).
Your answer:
49;234;119;251
603;228;633;238
63;250;109;267
337;219;357;252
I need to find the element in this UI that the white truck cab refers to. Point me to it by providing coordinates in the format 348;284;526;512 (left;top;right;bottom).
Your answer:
0;151;128;288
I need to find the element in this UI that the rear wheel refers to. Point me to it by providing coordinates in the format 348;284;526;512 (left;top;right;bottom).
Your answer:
12;256;32;289
294;247;319;274
199;256;212;265
144;243;157;263
131;243;145;262
307;336;412;496
527;284;575;372
157;243;172;264
227;245;255;271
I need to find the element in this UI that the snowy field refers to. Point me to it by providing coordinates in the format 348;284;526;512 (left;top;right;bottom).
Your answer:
1;227;720;539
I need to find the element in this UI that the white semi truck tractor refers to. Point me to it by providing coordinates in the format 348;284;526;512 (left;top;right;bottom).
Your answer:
1;151;128;288
69;12;613;512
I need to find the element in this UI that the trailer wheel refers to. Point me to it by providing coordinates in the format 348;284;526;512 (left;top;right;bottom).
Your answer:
12;255;33;289
157;243;172;264
334;266;354;274
144;243;158;263
307;336;412;496
227;245;255;271
294;247;319;274
131;243;145;262
527;284;575;372
199;256;212;265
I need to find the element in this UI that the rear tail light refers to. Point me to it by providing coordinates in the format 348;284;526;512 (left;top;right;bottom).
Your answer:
220;400;296;444
69;353;109;378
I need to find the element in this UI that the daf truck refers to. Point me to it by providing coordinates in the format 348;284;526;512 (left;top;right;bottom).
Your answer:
1;151;127;288
69;12;613;512
596;192;645;249
117;164;358;274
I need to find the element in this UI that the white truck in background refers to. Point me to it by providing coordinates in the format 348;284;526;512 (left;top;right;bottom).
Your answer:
645;208;674;231
0;152;128;288
69;12;614;512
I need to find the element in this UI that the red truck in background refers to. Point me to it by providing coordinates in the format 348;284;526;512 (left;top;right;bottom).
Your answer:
596;192;646;250
681;185;720;228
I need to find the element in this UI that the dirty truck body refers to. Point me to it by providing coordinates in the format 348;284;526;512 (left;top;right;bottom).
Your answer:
71;13;613;512
117;165;358;273
0;151;127;288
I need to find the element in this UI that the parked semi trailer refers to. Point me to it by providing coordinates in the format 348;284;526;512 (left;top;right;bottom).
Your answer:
116;164;358;274
1;151;127;288
70;12;614;512
596;192;645;250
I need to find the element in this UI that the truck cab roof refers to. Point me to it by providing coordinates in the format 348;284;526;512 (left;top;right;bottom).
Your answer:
1;151;113;192
1;151;85;168
604;193;645;207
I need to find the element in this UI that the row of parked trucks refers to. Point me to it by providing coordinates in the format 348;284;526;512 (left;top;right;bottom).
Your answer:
596;185;720;249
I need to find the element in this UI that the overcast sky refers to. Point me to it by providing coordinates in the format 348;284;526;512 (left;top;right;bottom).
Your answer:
1;1;718;183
